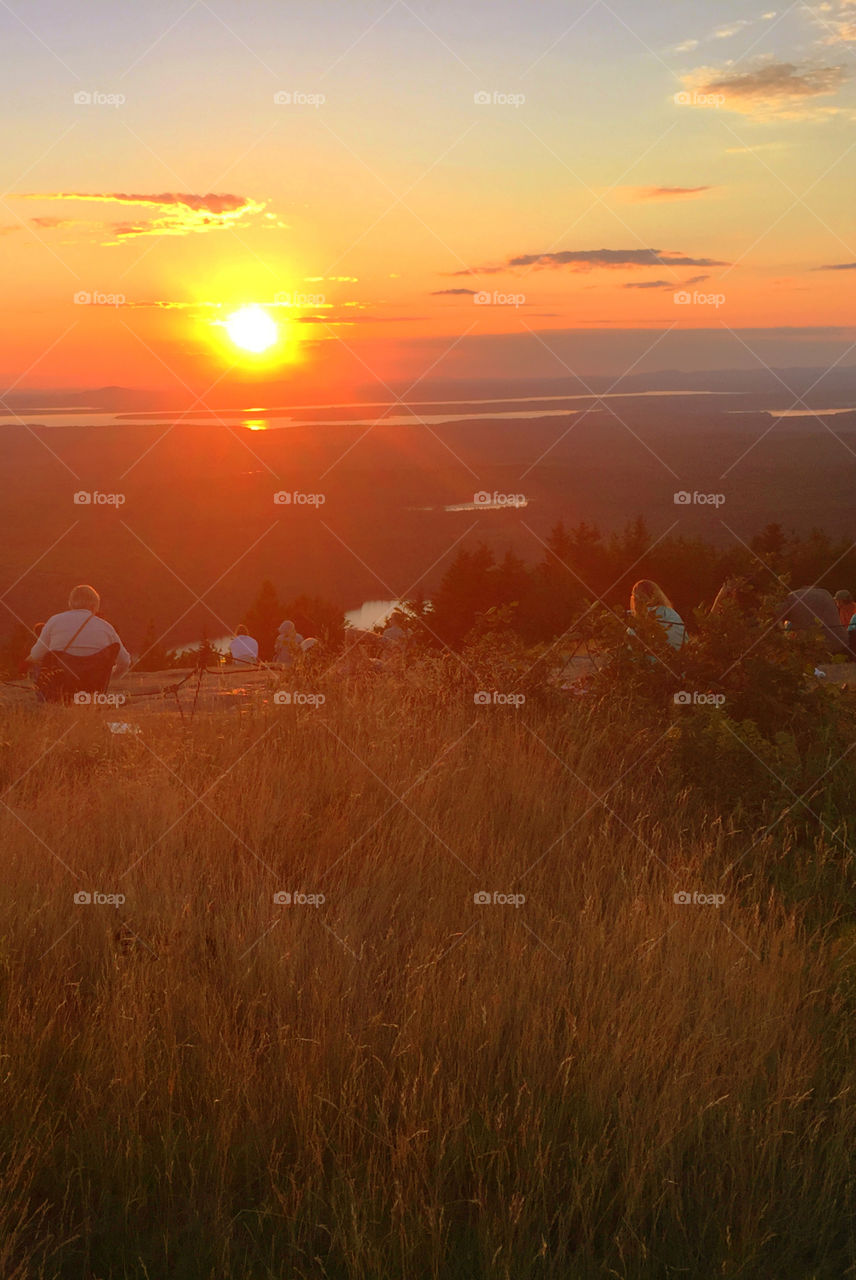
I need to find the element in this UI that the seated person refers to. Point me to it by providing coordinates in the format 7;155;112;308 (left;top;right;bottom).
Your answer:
26;584;130;698
229;624;259;665
777;587;848;655
629;579;686;651
274;619;303;665
835;589;856;628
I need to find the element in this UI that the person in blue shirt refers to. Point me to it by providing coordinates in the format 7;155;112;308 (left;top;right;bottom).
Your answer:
629;579;686;651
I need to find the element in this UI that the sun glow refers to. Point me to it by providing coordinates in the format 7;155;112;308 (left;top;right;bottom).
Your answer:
223;305;278;353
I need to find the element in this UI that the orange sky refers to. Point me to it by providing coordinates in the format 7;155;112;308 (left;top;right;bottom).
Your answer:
1;0;855;395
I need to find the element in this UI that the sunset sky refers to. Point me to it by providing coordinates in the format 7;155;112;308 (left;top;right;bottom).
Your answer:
1;0;855;396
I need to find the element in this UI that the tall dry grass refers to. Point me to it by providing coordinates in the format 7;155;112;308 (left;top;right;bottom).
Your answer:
0;666;854;1278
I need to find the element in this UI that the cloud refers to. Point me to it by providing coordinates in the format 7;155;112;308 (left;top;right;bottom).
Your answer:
431;287;478;295
451;248;728;276
12;191;266;241
622;279;674;290
671;11;775;54
30;216;83;229
683;60;848;118
623;273;711;290
814;1;856;43
814;261;856;270
628;186;714;201
713;20;750;39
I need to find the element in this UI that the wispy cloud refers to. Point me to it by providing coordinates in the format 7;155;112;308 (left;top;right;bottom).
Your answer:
671;11;776;54
431;287;478;295
12;191;266;241
626;186;715;201
814;0;856;43
813;261;856;270
450;248;728;276
623;273;711;291
682;59;848;118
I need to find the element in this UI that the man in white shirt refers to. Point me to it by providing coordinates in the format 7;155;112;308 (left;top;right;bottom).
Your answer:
27;584;131;676
230;624;259;665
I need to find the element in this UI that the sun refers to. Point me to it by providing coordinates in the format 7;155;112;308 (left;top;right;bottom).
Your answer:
224;305;278;354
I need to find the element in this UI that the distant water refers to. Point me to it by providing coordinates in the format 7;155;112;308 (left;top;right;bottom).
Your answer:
728;408;856;418
345;600;401;630
0;390;728;432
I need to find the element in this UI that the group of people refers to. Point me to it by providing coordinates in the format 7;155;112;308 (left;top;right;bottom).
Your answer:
630;577;856;658
21;584;319;702
17;575;856;704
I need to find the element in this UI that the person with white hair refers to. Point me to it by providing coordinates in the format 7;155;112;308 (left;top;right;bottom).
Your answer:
26;584;131;700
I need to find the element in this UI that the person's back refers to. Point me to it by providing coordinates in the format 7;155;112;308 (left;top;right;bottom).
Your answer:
26;584;130;700
628;580;685;653
230;626;259;665
835;590;856;628
652;604;685;651
29;587;130;675
274;620;302;665
779;587;848;653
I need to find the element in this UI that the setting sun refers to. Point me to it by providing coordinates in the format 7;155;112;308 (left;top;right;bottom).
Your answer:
223;305;278;354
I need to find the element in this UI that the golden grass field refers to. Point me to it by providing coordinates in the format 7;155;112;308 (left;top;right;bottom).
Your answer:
1;657;855;1278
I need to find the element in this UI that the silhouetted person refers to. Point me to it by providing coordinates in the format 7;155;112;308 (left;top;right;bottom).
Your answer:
777;587;848;655
230;623;259;665
629;579;685;651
